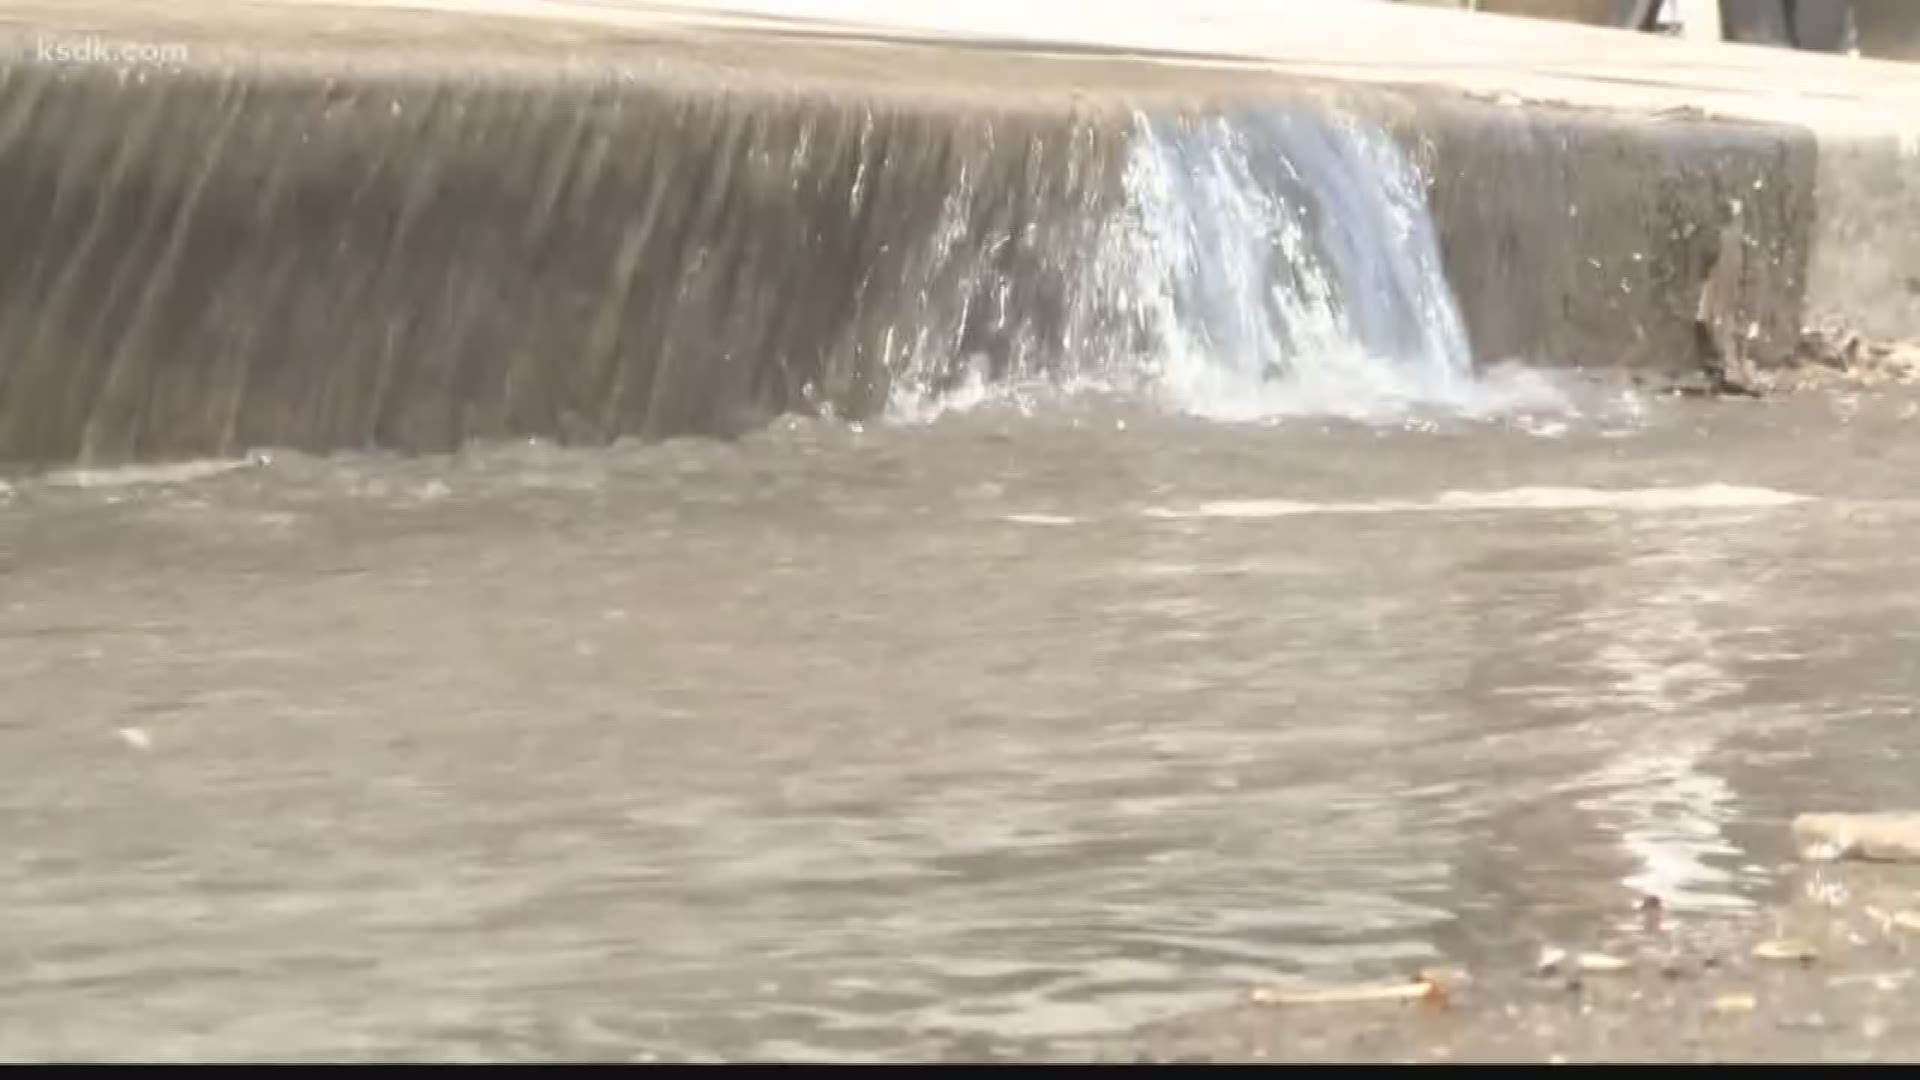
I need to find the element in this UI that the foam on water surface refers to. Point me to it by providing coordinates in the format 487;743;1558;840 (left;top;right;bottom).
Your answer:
1142;485;1815;521
26;455;272;490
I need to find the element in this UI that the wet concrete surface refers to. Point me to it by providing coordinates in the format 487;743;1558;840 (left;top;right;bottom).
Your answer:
5;383;1920;1060
1;0;1903;466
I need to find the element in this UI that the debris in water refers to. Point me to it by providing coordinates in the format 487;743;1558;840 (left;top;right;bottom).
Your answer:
1577;953;1631;974
1752;940;1819;965
1417;967;1470;1009
1712;992;1758;1015
1532;944;1626;978
1779;328;1920;392
1893;912;1920;935
1535;947;1570;976
1637;894;1665;932
1249;974;1449;1008
1792;812;1920;864
1249;982;1428;1006
117;727;153;751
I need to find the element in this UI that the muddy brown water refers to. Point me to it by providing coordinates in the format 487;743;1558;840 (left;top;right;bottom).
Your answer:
3;385;1919;1061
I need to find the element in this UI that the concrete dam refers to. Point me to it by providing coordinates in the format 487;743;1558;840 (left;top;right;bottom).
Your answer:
6;0;1913;466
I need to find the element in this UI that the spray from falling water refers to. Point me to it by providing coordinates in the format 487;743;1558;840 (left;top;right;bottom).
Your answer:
884;106;1566;424
1116;110;1475;419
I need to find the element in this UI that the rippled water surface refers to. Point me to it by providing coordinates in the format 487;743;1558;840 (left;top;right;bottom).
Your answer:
4;388;1920;1060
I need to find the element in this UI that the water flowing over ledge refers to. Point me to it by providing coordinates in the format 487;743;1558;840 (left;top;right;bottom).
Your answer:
884;106;1567;426
0;26;1816;466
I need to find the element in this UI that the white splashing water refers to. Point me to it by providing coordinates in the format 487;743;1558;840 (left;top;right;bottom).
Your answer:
885;107;1569;425
1115;110;1472;420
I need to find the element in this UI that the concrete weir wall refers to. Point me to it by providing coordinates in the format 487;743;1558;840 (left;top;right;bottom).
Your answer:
0;6;1876;466
1388;96;1814;379
0;38;1142;464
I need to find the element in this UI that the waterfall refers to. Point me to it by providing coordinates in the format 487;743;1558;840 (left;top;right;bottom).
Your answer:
884;105;1559;424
